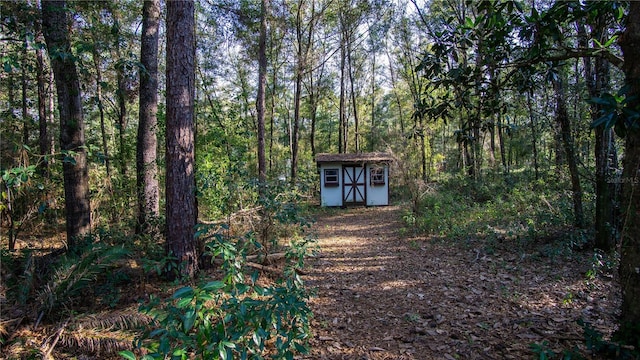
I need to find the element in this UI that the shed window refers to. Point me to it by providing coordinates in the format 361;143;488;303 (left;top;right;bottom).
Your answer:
370;167;385;186
324;169;339;187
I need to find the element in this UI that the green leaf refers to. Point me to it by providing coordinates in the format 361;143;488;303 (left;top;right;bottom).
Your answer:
183;309;196;332
604;35;618;48
176;297;192;308
119;350;137;360
172;348;187;359
201;281;225;292
172;287;194;299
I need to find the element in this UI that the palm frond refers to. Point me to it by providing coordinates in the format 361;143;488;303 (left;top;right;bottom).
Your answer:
59;327;134;355
35;243;130;318
75;310;153;331
47;309;150;356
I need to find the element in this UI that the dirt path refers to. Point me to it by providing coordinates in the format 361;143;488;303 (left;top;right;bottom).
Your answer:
304;206;619;360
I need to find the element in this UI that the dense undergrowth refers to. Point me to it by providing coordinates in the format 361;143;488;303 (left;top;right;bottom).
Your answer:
400;170;594;250
0;179;317;359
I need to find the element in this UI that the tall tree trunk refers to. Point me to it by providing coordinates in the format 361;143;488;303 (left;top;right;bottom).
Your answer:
92;49;111;178
136;0;160;235
580;17;616;251
338;30;346;154
291;0;304;183
36;29;50;177
347;36;360;153
116;70;128;177
48;58;55;158
108;6;129;178
551;74;585;228
370;48;376;152
166;0;197;279
42;0;91;246
617;2;640;345
386;48;405;136
593;57;616;251
420;118;427;181
526;90;539;180
257;0;268;184
309;86;317;156
268;42;278;173
21;36;29;147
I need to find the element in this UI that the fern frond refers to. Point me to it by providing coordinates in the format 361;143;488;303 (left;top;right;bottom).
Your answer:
35;243;130;317
75;310;152;331
54;309;148;356
59;327;134;355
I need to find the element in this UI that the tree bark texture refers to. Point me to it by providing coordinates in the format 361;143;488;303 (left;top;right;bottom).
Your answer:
36;30;50;177
166;0;197;279
42;0;91;246
92;49;111;178
551;75;585;229
618;1;640;344
338;30;346;154
257;0;268;184
136;0;160;234
291;0;303;183
579;17;617;251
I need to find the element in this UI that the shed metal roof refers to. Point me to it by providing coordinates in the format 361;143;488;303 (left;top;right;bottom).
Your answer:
315;152;394;164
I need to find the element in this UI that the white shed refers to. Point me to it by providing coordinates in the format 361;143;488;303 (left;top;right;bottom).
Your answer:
315;152;394;207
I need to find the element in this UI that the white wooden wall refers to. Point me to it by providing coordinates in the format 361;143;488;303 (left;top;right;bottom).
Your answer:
319;162;389;207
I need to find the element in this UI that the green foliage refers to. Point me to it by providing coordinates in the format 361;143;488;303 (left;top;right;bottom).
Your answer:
590;87;640;138
122;180;315;360
35;237;130;318
1;162;50;251
530;320;639;360
404;171;582;244
123;237;314;360
2;231;130;322
124;273;311;360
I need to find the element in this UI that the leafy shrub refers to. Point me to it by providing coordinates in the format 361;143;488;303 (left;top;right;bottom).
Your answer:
404;172;585;243
121;275;311;360
121;231;314;360
530;320;639;360
121;181;316;360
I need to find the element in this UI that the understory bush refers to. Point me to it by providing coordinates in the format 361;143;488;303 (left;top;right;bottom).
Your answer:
121;182;316;360
2;231;130;323
403;170;586;244
121;274;312;360
531;319;639;359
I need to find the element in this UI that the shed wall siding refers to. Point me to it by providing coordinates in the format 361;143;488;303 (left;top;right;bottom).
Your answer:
319;161;390;207
319;163;343;207
366;165;389;206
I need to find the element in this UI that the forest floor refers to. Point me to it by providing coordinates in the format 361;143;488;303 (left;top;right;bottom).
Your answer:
303;205;620;360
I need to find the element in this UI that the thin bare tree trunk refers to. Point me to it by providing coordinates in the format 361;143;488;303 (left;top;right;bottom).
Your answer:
339;31;346;153
257;0;268;184
36;29;50;177
347;37;359;153
92;49;111;178
551;74;584;228
526;90;539;180
21;36;29;147
291;0;304;183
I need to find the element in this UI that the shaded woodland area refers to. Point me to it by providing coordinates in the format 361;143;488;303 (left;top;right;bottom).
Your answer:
1;0;640;358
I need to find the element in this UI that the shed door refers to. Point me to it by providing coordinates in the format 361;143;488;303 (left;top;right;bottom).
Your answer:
343;166;365;205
